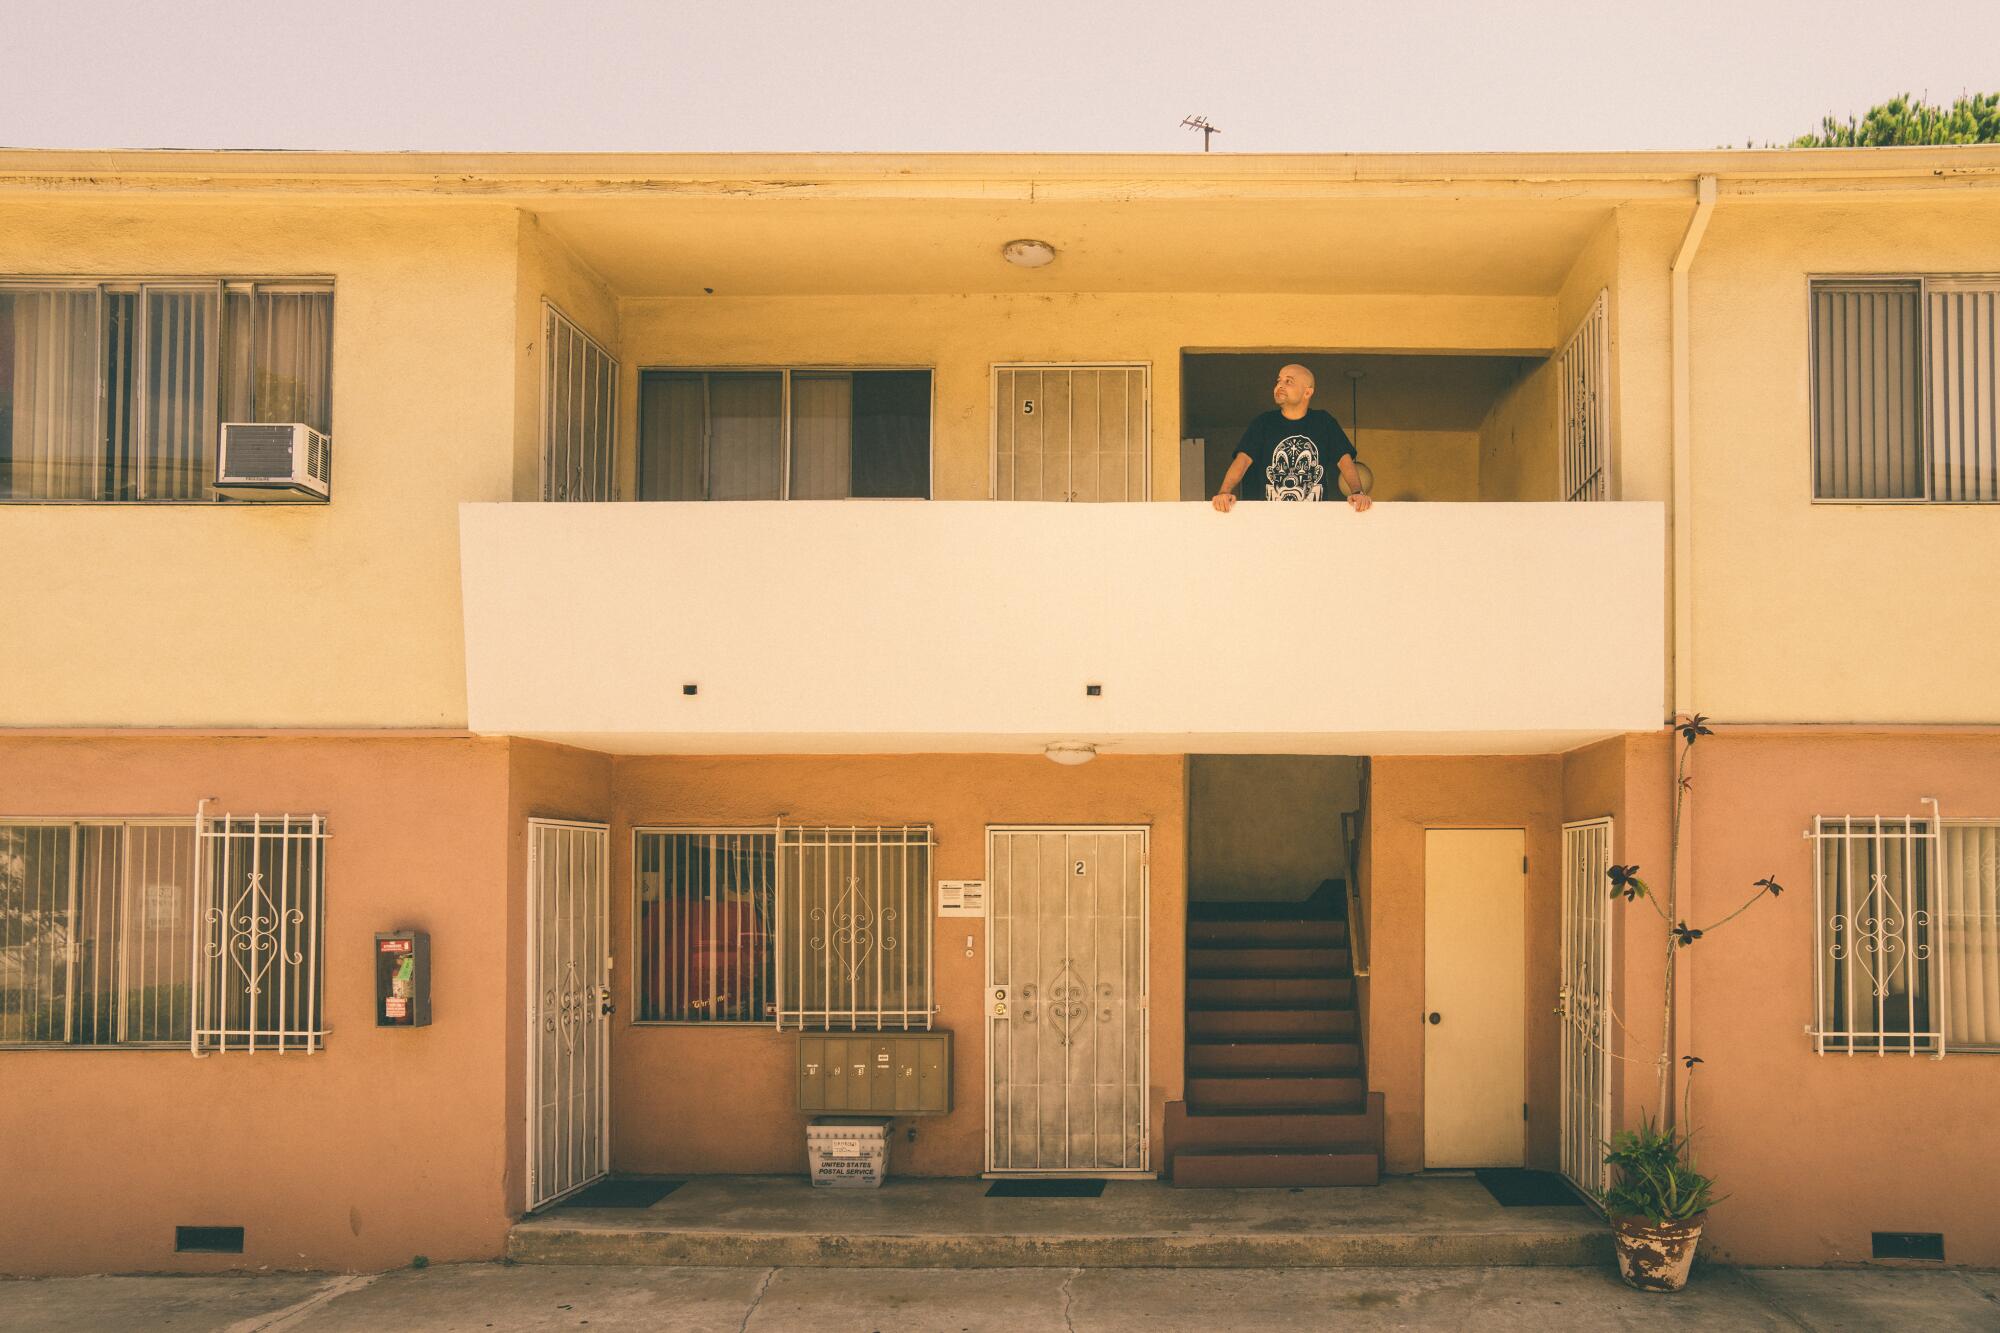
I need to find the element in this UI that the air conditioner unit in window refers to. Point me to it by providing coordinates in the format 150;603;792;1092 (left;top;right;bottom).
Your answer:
216;423;331;500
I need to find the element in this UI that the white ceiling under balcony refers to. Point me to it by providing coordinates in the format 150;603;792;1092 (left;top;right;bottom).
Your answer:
532;196;1616;299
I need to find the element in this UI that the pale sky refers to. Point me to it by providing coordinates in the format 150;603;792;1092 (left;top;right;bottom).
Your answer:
1;0;1995;154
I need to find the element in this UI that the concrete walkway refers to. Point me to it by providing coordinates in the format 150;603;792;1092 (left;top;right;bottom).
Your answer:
2;1262;1998;1331
511;1175;1608;1268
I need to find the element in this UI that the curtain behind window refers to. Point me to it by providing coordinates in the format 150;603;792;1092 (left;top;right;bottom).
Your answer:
223;290;333;435
0;290;99;499
789;372;853;499
141;287;218;500
707;373;783;500
1944;824;2000;1049
639;372;707;500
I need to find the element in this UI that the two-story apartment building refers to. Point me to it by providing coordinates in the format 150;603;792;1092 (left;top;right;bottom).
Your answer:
2;147;1997;1276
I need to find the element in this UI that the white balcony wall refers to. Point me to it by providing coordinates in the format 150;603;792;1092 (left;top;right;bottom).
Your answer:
459;501;1664;755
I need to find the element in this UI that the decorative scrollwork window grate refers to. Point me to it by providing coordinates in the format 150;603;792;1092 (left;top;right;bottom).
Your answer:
776;825;933;1031
1810;815;1940;1056
194;812;327;1053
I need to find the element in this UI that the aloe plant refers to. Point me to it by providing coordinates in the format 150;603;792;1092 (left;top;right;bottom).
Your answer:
1603;1115;1717;1225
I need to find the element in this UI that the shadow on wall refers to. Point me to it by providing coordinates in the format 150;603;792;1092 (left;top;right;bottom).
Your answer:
1189;755;1363;903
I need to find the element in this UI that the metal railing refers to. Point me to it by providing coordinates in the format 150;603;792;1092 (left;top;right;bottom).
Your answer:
1340;809;1369;978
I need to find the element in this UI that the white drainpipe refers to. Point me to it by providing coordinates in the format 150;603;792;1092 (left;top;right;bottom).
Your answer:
1670;174;1718;718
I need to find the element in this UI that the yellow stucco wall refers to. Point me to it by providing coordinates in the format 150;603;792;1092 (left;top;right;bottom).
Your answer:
1686;194;2000;722
8;170;1998;731
0;200;519;728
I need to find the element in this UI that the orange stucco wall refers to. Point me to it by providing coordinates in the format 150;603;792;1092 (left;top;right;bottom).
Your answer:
606;754;1187;1177
0;735;517;1276
1366;755;1565;1174
1675;730;2000;1267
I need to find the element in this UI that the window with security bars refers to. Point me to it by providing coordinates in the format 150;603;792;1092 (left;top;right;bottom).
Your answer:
1811;814;2000;1055
632;824;933;1029
633;829;777;1023
0;821;197;1046
776;825;933;1031
193;814;327;1053
0;280;332;501
1809;278;2000;502
1559;291;1610;502
541;303;618;501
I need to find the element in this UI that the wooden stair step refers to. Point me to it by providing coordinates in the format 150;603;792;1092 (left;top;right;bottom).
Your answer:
1187;1075;1365;1110
1188;947;1349;977
1189;919;1346;948
1167;1097;1382;1152
1187;1008;1357;1039
1171;1149;1380;1189
1189;977;1351;1008
1187;1041;1361;1076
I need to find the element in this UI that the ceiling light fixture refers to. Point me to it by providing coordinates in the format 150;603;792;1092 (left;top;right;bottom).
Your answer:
1002;238;1057;268
1044;742;1097;766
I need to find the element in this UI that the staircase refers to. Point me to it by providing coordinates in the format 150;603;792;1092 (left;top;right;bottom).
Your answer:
1168;886;1384;1187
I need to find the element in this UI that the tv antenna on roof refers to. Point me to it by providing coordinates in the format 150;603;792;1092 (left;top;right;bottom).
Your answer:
1181;115;1220;151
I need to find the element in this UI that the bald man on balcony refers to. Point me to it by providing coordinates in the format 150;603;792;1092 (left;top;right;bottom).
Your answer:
1212;364;1372;512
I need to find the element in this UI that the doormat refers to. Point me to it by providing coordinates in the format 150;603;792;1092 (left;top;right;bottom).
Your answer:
986;1178;1106;1198
1474;1168;1587;1208
559;1177;684;1209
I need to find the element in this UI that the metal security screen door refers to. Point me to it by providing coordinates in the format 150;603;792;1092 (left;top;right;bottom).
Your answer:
992;364;1150;501
986;827;1148;1174
526;819;610;1210
1559;818;1614;1196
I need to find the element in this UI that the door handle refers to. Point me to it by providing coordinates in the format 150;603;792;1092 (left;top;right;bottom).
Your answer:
599;987;616;1017
1427;1011;1442;1025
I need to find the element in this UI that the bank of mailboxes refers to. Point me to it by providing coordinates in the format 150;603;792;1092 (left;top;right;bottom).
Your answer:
798;1032;951;1114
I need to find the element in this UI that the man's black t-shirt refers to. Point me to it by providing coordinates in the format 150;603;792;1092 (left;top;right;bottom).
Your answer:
1233;409;1357;501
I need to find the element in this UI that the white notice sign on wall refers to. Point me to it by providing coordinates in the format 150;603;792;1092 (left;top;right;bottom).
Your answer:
938;880;986;917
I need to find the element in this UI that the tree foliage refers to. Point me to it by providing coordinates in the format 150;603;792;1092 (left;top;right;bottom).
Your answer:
1788;92;2000;147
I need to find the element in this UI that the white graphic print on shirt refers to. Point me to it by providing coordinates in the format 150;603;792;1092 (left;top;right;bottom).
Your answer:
1266;434;1324;501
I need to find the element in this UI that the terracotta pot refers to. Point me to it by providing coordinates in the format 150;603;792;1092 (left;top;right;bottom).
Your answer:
1610;1212;1705;1292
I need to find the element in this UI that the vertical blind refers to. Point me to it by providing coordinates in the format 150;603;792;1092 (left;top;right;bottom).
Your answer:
0;281;332;501
1927;283;2000;502
1942;822;2000;1050
1810;278;1999;501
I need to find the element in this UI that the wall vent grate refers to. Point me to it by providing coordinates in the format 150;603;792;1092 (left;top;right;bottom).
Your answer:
175;1226;245;1254
1871;1231;1945;1261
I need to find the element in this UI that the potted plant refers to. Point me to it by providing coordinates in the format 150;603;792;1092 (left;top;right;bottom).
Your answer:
1601;1114;1715;1290
1593;715;1782;1292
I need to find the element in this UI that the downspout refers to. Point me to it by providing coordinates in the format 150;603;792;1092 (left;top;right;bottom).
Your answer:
1664;175;1716;1125
1669;174;1717;718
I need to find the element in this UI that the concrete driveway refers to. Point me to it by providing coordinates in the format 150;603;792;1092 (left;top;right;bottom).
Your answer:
1;1262;1996;1332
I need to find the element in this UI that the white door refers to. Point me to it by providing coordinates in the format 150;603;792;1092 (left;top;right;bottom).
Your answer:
527;819;611;1210
987;827;1148;1174
993;364;1150;501
1560;818;1614;1195
1423;828;1526;1168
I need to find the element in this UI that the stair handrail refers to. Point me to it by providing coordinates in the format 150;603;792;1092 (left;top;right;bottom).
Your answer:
1340;809;1369;977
